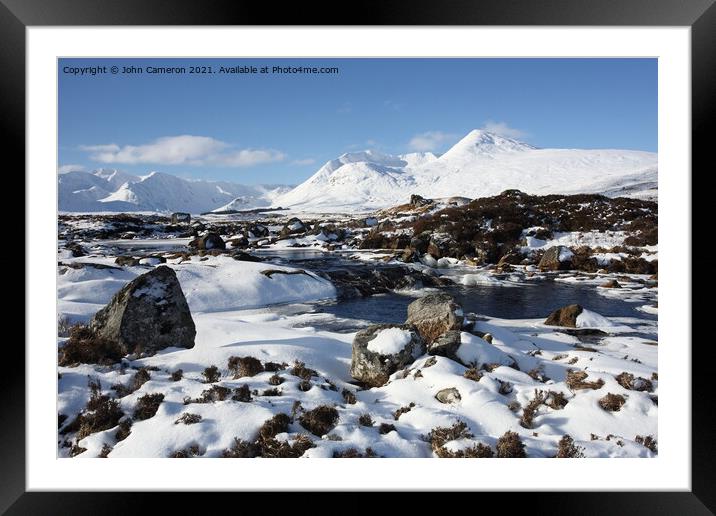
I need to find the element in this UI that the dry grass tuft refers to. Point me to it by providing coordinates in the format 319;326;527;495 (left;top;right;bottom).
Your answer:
598;393;626;412
463;367;483;382
635;435;658;453
228;356;264;378
358;414;374;427
290;361;318;380
615;372;653;392
175;413;202;425
58;325;125;366
496;430;527;458
520;390;547;429
202;365;220;383
566;370;604;391
341;388;357;405
378;423;397;434
393;402;415;420
556;435;585;458
133;393;164;420
298;405;339;436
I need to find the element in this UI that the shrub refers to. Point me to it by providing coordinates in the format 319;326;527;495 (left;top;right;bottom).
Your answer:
299;405;339;436
428;421;472;450
393;402;415;420
333;447;378;458
635;435;658;453
170;444;203;458
222;438;260;458
228;356;264;378
115;419;132;441
133;393;164;420
341;389;357;405
261;387;282;397
520;390;547;429
202;365;220;383
358;414;374;427
231;384;252;402
496;431;527;458
171;369;183;381
65;379;124;441
264;361;288;372
598;393;626;412
298;380;312;392
615;372;653;392
463;367;483;382
378;423;397;435
545;391;569;410
58;325;125;366
268;374;284;386
290;361;317;380
175;413;202;425
113;367;151;397
258;413;291;440
98;443;113;458
556;435;585;458
566;370;604;391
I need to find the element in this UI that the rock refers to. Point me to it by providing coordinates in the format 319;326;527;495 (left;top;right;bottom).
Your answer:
435;387;461;404
231;251;263;262
482;333;493;344
544;304;583;328
350;324;425;387
428;330;461;358
363;217;379;227
400;248;419;263
409;232;431;254
405;293;464;344
171;212;191;224
115;256;140;267
246;224;269;238
66;242;86;257
89;265;196;356
600;279;622;288
189;232;226;250
227;235;249;248
410;194;433;207
538;246;573;271
280;217;307;237
497;251;523;269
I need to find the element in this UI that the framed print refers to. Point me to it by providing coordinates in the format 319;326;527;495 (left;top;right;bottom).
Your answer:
5;0;713;512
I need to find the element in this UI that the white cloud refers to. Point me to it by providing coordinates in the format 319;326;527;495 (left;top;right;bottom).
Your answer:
480;121;528;139
80;135;285;168
408;131;458;152
58;164;86;173
292;158;316;166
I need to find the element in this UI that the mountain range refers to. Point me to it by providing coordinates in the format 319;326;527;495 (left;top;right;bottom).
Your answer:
58;130;657;213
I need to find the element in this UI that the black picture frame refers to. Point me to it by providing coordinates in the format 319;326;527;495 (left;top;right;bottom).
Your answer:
5;0;712;512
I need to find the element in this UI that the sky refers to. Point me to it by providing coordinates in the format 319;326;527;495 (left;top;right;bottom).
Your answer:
58;58;657;185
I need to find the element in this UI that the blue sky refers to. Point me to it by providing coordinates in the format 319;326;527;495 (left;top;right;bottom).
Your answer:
58;58;657;185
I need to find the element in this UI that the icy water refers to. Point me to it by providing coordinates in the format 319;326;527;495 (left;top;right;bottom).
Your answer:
103;240;656;330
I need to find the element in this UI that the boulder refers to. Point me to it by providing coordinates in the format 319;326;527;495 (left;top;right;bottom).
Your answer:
410;194;433;207
405;293;464;344
538;246;573;271
246;224;269;238
231;251;263;262
280;217;307;237
89;265;196;356
171;212;191;224
189;232;225;250
115;256;140;267
428;330;462;358
600;279;622;289
350;324;425;387
544;304;583;328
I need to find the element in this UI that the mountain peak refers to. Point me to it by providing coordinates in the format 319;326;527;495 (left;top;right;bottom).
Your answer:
448;129;536;155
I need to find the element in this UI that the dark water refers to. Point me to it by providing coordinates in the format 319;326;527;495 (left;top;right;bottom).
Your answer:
100;239;656;328
312;281;656;326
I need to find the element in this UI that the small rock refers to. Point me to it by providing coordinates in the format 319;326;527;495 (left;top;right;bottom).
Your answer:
189;232;225;250
428;330;462;358
544;304;583;327
600;279;622;288
435;387;461;404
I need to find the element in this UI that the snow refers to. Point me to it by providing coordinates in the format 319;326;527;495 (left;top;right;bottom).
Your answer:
59;169;291;213
273;129;657;212
558;247;574;262
455;332;514;368
366;328;413;355
576;308;615;328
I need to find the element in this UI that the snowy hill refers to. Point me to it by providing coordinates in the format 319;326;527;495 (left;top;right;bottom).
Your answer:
58;169;291;213
274;130;658;212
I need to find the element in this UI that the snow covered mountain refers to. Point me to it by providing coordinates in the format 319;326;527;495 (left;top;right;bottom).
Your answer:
274;130;658;212
58;169;291;213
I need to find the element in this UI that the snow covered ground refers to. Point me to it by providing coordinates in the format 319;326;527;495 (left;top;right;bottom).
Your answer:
58;250;657;459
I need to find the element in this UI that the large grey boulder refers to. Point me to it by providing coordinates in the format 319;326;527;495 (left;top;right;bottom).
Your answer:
350;324;425;387
90;265;196;356
405;293;464;344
